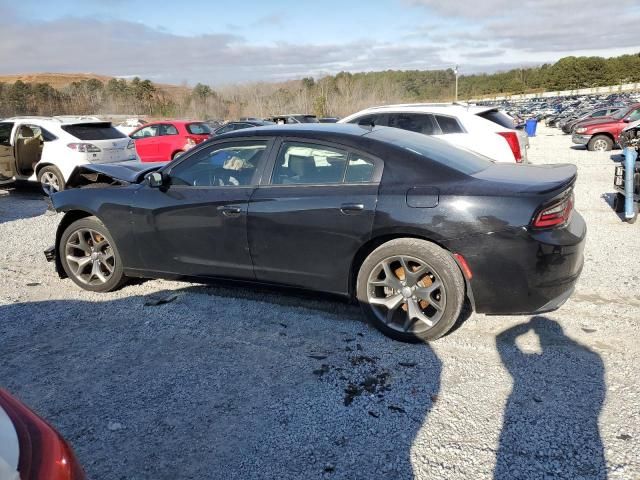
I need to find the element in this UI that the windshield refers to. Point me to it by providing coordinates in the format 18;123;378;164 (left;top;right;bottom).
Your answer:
61;122;126;140
612;109;627;120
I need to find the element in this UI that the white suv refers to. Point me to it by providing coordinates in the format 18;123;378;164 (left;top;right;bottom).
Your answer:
339;104;526;163
0;116;136;193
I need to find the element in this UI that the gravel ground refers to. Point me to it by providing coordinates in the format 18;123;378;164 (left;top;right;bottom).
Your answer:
0;126;638;479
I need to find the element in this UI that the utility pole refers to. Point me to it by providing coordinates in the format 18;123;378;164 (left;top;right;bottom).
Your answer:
454;65;459;102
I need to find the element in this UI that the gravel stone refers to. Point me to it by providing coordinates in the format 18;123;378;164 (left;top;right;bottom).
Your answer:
0;127;639;479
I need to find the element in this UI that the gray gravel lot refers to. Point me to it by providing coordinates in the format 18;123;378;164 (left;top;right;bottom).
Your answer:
0;126;638;479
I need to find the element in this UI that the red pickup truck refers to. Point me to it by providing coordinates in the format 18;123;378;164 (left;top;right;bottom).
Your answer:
572;103;640;151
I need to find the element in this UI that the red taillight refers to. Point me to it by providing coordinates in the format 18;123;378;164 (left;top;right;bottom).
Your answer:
532;193;574;229
0;390;85;480
497;131;522;163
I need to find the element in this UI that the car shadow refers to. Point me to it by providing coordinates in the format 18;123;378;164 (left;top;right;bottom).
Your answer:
0;288;442;479
494;316;606;479
0;183;48;225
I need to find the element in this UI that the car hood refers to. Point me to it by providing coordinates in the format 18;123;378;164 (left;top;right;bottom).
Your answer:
65;160;161;188
574;116;617;128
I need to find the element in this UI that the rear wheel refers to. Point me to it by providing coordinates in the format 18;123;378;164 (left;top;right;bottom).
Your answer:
172;150;185;160
356;239;464;343
587;135;613;152
37;165;65;194
59;216;126;292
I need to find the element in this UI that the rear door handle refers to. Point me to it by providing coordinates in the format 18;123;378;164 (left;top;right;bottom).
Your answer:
219;205;243;217
340;203;365;215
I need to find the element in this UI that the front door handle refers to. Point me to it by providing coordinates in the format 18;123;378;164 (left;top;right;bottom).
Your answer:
340;203;365;215
219;205;243;217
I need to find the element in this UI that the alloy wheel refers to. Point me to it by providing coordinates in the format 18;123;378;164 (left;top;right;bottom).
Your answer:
41;171;60;194
366;255;446;334
593;139;608;151
64;228;115;286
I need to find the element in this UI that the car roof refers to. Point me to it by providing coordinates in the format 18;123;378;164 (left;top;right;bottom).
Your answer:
4;115;107;126
218;122;372;139
354;103;485;114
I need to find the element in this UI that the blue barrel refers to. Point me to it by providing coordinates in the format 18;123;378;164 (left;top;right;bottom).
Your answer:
525;118;538;137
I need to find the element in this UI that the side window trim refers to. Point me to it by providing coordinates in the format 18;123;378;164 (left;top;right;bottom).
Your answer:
165;137;275;188
259;136;384;187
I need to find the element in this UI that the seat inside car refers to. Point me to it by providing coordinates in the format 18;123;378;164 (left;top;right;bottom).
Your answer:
283;154;317;183
15;125;43;176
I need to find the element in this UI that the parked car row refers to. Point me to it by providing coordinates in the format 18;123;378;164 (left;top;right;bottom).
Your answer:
479;92;640;152
0;102;529;192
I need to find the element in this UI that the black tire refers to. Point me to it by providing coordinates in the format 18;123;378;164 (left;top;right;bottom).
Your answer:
59;216;127;292
587;135;613;152
37;165;65;194
356;239;465;343
172;150;185;160
613;193;625;213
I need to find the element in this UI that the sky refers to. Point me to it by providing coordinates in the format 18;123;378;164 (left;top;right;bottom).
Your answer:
0;0;638;86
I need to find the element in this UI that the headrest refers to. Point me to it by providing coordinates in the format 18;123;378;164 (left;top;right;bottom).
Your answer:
19;126;34;138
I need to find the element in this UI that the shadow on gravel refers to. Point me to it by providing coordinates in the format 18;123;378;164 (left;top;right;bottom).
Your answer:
0;184;47;225
494;316;606;480
600;193;625;221
0;288;442;479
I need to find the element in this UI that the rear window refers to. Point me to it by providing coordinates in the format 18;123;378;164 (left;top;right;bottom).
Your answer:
368;127;492;175
186;123;212;135
61;122;126;140
476;110;515;129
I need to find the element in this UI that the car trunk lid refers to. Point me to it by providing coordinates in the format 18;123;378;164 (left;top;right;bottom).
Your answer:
472;163;577;194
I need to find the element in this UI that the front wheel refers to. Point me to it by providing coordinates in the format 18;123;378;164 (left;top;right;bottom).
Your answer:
587;135;613;152
59;216;127;292
37;165;65;194
356;239;465;343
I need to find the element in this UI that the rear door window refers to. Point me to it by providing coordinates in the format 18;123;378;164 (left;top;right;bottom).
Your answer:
61;122;126;140
271;142;348;185
345;154;375;183
186;123;212;135
387;113;438;135
159;124;179;136
434;115;464;134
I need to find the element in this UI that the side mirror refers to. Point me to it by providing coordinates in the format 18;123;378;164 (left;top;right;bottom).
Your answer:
623;118;631;123
147;171;165;188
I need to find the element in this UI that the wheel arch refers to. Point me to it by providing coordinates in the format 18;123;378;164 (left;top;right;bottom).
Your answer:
349;232;476;310
53;209;95;278
590;131;615;142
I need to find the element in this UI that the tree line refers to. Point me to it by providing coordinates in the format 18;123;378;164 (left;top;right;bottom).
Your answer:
1;52;638;121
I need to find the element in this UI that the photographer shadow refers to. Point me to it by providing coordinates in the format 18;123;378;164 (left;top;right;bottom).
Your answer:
495;316;606;479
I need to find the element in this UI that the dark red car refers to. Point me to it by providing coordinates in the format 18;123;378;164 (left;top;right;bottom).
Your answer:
572;103;640;151
129;121;211;162
0;389;85;480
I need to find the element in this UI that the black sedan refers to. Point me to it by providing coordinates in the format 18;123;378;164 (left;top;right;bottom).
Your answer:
45;124;586;342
